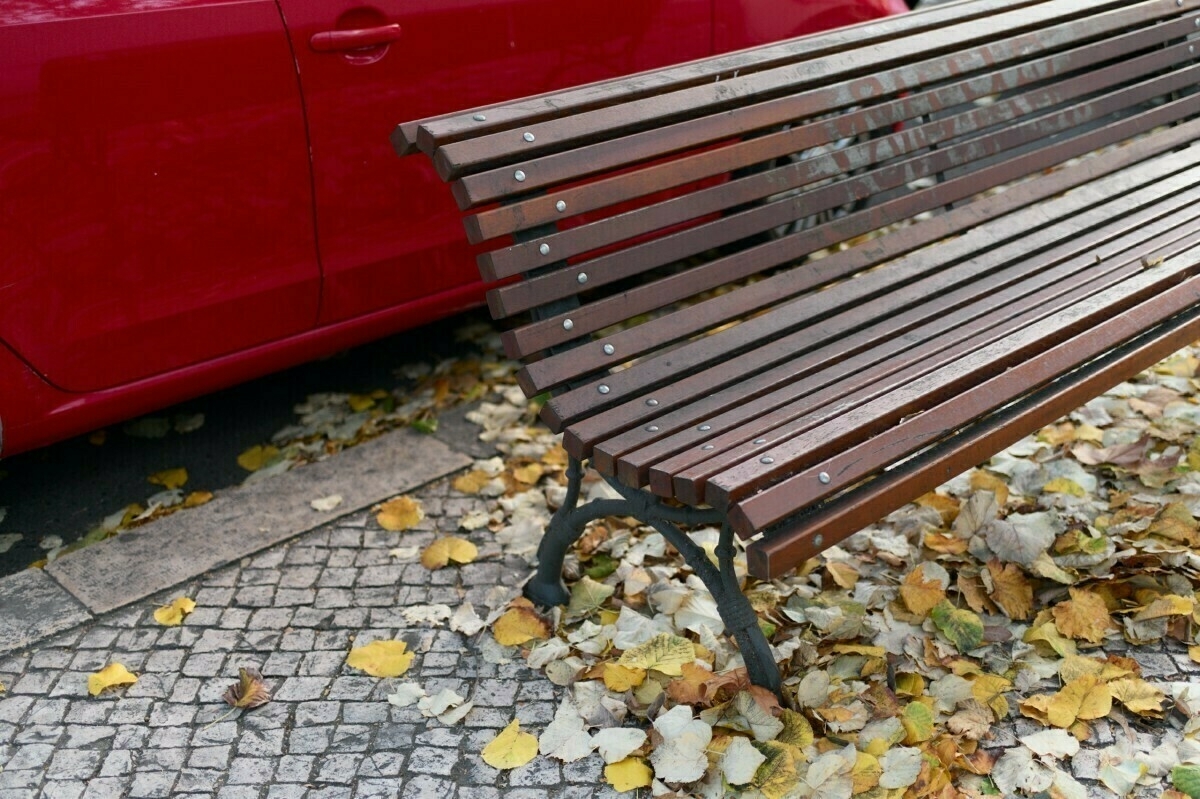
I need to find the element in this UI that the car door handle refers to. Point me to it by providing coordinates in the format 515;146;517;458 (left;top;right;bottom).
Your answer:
310;24;401;52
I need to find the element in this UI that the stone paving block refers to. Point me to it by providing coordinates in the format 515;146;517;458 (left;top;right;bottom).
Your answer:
400;775;453;799
238;728;287;758
42;781;87;799
0;569;92;656
217;787;264;799
79;776;133;799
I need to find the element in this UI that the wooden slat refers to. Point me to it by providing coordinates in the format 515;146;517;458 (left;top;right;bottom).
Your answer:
660;210;1200;504
482;54;1200;289
731;251;1200;539
529;98;1200;407
465;13;1198;243
396;0;1052;158
745;299;1200;578
435;0;1155;186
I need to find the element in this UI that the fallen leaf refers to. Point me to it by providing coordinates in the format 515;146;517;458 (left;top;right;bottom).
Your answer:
420;536;478;569
722;736;767;785
539;697;596;762
222;667;271;709
604;757;653;792
237;444;279;472
901;701;935;744
493;602;553;647
1173;764;1200;798
900;563;949;617
566;576;615;619
148;468;188;490
1052;588;1115;643
649;705;711;783
879;746;923;789
1108;676;1165;717
930;600;985;651
377;496;425;532
592;727;647;764
986;560;1034;620
310;494;343;512
992;746;1053;794
152;597;196;626
602;663;646;692
617;633;695;677
345;640;414;678
1019;728;1079;759
87;663;138;696
482;719;538;770
385;682;426;708
183;491;214;508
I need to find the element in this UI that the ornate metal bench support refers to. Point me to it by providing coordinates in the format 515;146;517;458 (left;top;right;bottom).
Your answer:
524;456;783;694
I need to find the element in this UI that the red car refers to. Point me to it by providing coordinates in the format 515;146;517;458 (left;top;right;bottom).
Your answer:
0;0;906;458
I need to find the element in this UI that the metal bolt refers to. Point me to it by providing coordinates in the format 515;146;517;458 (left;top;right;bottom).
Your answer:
472;113;487;121
514;170;526;182
523;132;535;142
598;384;610;394
646;399;658;407
754;438;766;445
813;534;824;548
539;243;550;256
1178;0;1183;6
702;444;714;450
562;318;574;331
556;200;567;212
602;344;615;355
577;272;588;284
698;424;711;431
818;472;831;484
760;456;775;464
646;425;659;432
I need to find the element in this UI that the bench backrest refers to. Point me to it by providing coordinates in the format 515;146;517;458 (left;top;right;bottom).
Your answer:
400;0;1200;456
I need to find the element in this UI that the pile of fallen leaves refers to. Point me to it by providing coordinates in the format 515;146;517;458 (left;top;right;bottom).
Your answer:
384;342;1200;797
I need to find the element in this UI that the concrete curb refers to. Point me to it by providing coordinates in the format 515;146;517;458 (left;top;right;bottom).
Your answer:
0;428;470;655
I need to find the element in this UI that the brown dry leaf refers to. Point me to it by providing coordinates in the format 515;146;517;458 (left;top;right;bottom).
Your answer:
87;663;138;696
148;467;188;490
666;662;715;705
493;601;553;647
947;699;993;740
899;564;948;617
1148;503;1200;546
346;640;414;678
986;561;1034;620
152;597;196;626
915;492;959;525
376;496;424;532
223;667;272;709
1052;588;1116;644
420;536;478;570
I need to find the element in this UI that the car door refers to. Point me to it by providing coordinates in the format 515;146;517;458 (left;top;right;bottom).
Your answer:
0;0;319;393
274;0;711;327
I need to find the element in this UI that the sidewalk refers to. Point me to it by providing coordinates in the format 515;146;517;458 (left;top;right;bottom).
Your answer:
1;378;1198;798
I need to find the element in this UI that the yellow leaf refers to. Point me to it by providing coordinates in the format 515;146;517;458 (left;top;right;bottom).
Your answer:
604;757;653;792
894;672;925;697
970;673;1013;719
899;564;947;617
493;603;553;647
453;470;494;495
1043;477;1086;497
223;667;271;709
603;664;646;692
482;719;539;770
511;463;544;485
777;709;814;750
1109;677;1165;717
901;701;935;744
1025;612;1078;658
1045;675;1112;728
825;561;859;589
1052;588;1115;644
915;492;959;524
183;490;214;508
852;750;882;793
970;470;1010;506
346;640;414;678
148;468;188;490
1058;654;1132;684
152;597;196;626
87;663;138;696
753;740;802;799
237;444;279;472
1189;645;1200;664
348;393;376;412
376;496;424;532
930;600;985;651
1134;594;1195;621
617;633;696;677
420;536;478;569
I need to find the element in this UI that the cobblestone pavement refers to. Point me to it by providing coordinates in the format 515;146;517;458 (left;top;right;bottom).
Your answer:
1;467;1197;798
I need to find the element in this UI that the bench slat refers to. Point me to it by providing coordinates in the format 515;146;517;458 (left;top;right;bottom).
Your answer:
466;11;1196;244
730;255;1200;538
661;206;1200;504
436;0;1147;189
744;299;1200;578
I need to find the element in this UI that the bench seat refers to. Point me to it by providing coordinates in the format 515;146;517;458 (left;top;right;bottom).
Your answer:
398;0;1200;690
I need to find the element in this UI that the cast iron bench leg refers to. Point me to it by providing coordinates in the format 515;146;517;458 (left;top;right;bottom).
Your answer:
525;456;783;694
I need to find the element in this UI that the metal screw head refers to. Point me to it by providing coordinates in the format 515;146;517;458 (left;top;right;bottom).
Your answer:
562;318;574;331
523;132;535;142
760;456;774;464
754;438;766;445
556;200;567;212
645;399;658;407
539;243;550;256
598;384;610;394
702;444;714;450
1178;0;1184;6
472;113;487;121
813;534;824;548
698;424;711;431
577;272;588;284
514;170;526;182
646;425;659;432
818;472;831;484
602;344;615;355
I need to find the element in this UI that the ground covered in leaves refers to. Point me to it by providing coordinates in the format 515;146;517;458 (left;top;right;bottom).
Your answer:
368;328;1200;798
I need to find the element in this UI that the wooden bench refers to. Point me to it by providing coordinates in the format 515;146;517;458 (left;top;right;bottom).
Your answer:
397;0;1200;691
